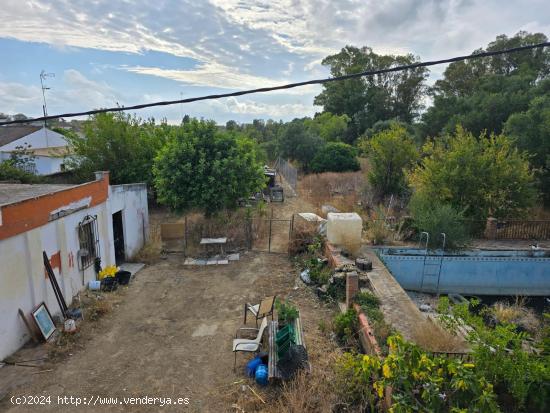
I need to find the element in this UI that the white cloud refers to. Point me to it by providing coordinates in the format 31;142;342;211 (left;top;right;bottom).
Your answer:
208;97;317;117
0;82;42;114
59;69;120;109
123;63;322;96
1;0;549;121
0;70;120;117
125;63;282;90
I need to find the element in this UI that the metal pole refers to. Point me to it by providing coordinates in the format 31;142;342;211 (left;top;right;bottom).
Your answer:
288;214;295;255
268;207;273;252
184;216;188;257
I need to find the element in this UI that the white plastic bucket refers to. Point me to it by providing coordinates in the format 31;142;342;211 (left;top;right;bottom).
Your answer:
88;280;101;290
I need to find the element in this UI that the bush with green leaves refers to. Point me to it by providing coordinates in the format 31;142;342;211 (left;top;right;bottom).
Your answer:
301;235;331;285
303;257;331;285
333;309;358;344
409;126;536;221
153;119;265;215
365;124;418;198
505;94;550;205
438;297;549;412
278;119;325;171
0;160;40;183
310;142;360;173
64;112;167;186
337;335;501;412
275;298;299;325
409;195;470;250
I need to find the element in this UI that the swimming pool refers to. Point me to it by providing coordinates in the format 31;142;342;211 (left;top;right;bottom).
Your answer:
377;248;550;296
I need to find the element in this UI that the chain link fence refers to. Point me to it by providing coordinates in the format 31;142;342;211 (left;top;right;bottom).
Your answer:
274;157;297;196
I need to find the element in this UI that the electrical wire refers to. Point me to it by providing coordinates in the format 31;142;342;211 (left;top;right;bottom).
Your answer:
1;41;549;126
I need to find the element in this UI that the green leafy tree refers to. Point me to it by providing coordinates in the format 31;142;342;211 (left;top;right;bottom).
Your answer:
64;112;166;185
421;32;550;139
310;142;360;173
304;112;350;142
238;118;284;161
153;119;265;215
314;46;429;142
365;125;418;197
409;126;537;220
505;94;550;204
278;119;325;171
357;119;420;155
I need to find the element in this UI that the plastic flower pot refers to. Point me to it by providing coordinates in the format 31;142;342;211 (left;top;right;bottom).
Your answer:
115;270;132;285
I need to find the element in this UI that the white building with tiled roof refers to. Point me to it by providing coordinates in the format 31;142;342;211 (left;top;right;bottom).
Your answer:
0;125;70;175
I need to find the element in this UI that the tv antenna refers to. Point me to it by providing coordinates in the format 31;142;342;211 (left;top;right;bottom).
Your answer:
39;70;55;145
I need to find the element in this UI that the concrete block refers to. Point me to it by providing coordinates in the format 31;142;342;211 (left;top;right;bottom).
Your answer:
356;258;372;271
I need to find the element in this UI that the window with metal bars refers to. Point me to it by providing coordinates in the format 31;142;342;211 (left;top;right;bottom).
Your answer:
78;215;100;270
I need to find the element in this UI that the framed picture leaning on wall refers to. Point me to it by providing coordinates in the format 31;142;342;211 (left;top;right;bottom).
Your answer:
31;302;56;341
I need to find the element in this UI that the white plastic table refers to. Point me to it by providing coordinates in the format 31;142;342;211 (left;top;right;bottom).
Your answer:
200;237;227;256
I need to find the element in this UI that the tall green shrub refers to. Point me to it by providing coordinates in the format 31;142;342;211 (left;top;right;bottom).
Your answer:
64;112;166;185
153;119;265;215
310;142;360;173
365;124;418;198
409;126;536;220
409;196;470;249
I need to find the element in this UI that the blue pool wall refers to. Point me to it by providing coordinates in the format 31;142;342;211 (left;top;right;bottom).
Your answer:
377;248;550;296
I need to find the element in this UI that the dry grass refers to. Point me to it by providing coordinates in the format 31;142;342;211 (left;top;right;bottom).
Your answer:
299;171;366;213
529;205;550;220
132;206;173;263
47;294;114;361
412;320;468;353
491;298;540;332
364;206;395;245
84;298;113;322
263;331;342;413
288;224;320;256
132;225;162;264
224;294;344;412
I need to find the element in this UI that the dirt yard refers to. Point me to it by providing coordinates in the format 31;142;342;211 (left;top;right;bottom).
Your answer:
1;251;337;413
0;181;344;412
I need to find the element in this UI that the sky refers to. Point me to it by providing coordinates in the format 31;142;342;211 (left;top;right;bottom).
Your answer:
0;0;549;124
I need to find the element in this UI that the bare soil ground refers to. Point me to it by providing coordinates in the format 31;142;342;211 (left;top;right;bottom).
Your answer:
0;180;344;413
1;250;339;413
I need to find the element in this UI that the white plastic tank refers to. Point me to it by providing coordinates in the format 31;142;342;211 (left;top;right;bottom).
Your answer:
326;212;363;254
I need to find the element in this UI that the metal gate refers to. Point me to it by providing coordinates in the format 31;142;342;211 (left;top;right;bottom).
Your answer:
249;217;292;254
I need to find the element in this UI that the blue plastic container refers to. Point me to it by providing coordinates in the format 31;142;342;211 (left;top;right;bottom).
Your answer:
255;364;268;386
246;357;263;377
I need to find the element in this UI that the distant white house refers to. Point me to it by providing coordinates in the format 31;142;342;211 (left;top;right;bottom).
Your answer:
0;125;70;175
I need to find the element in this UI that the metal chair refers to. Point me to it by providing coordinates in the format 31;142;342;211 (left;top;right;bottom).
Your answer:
233;317;268;369
244;296;276;327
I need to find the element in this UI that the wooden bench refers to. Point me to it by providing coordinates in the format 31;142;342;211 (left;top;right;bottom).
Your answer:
268;317;307;380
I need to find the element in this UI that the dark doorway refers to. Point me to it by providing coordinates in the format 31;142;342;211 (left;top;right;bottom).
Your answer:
112;211;125;265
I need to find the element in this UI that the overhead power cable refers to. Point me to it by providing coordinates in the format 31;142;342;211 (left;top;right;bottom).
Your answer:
1;41;549;126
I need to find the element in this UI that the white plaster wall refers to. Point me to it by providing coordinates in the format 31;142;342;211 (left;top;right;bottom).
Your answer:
108;184;149;260
0;202;115;360
32;155;65;175
0;153;65;175
0;127;68;151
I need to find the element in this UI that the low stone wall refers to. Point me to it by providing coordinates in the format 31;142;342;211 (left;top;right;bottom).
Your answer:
353;303;382;356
